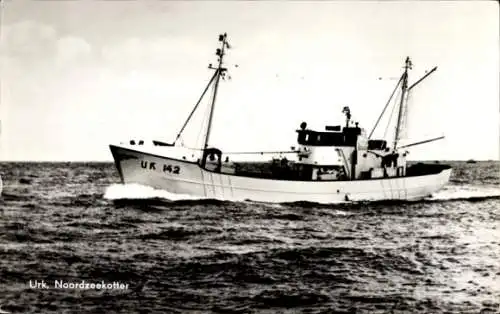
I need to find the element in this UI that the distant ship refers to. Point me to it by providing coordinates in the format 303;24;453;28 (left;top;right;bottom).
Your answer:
109;33;451;203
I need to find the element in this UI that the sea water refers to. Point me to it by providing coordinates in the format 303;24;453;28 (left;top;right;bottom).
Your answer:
0;161;499;313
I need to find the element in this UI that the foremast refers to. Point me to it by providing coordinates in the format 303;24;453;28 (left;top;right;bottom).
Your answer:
173;33;231;151
204;33;230;150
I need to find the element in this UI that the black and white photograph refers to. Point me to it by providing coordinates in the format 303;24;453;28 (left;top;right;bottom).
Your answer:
0;0;499;313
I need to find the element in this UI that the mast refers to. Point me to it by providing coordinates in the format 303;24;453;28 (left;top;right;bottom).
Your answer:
172;33;230;148
393;56;412;150
202;33;230;150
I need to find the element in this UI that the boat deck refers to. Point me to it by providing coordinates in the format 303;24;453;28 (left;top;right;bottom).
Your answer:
225;161;451;181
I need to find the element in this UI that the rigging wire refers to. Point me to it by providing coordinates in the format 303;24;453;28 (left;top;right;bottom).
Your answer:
165;145;299;156
369;74;404;139
173;71;218;145
223;150;297;155
383;87;401;139
194;98;211;150
400;89;413;140
200;83;219;148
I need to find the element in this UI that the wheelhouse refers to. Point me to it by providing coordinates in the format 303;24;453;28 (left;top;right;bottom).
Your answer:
296;126;361;147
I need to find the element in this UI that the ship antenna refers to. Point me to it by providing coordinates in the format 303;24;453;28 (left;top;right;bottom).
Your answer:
202;33;230;150
393;56;412;150
342;106;351;128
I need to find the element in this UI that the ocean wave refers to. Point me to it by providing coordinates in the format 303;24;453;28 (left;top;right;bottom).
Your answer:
103;183;210;201
102;183;500;210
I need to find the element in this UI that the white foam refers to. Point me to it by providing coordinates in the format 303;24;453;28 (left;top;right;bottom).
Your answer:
103;183;209;201
103;183;500;203
427;184;500;201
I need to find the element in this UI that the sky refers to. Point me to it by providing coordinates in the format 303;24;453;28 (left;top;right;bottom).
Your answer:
0;0;498;161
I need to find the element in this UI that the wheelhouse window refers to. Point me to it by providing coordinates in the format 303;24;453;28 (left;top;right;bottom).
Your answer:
368;140;387;150
296;130;358;147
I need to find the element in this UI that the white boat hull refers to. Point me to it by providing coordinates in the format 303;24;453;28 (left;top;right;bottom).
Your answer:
110;144;452;203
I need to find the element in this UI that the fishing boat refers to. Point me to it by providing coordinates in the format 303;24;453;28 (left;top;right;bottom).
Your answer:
109;33;451;203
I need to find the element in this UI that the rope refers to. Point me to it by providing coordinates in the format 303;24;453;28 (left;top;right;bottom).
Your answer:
402;90;412;139
369;74;404;139
199;84;218;149
384;87;401;139
174;71;218;145
222;150;297;155
193;97;212;150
